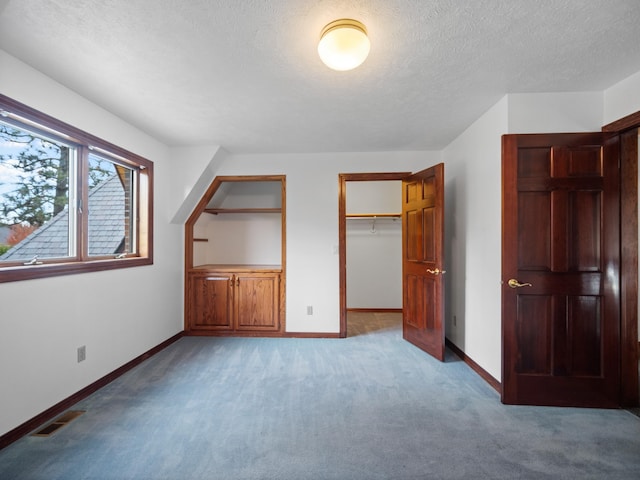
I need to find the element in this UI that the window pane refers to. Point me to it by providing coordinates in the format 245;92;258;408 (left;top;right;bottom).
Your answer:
0;121;73;262
88;153;135;256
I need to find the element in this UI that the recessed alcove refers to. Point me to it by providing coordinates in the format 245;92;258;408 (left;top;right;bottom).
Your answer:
184;175;286;335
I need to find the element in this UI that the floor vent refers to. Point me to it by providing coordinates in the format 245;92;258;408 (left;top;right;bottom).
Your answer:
31;410;85;437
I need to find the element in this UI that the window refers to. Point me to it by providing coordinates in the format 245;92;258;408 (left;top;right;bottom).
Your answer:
0;94;153;282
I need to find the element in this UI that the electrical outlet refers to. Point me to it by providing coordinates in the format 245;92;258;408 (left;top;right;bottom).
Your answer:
77;345;86;363
307;306;313;315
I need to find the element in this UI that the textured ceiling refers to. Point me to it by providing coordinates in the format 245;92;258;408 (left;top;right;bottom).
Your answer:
1;0;640;153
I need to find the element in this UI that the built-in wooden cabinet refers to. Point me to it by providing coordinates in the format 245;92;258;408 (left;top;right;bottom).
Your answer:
184;176;286;336
187;265;281;333
188;270;233;330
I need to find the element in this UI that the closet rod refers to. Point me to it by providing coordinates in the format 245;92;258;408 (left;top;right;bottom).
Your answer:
345;213;401;219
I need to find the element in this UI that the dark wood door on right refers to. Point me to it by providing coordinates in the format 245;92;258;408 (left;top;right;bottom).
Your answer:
502;132;621;407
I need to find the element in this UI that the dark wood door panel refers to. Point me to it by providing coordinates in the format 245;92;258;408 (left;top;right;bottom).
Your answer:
518;191;551;269
404;179;421;203
558;145;603;177
518;189;603;271
502;132;620;407
514;375;619;408
517;147;551;177
512;287;604;379
563;190;601;271
515;295;552;375
567;295;602;376
404;274;424;329
405;209;423;262
402;164;445;362
404;275;441;354
422;206;436;263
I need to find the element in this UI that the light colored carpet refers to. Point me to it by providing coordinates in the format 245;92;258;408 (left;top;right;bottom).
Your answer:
0;312;639;479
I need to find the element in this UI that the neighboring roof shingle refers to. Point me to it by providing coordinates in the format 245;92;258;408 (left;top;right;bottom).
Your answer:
0;175;125;260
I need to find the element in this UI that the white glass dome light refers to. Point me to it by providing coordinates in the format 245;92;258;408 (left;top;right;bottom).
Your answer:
318;19;370;71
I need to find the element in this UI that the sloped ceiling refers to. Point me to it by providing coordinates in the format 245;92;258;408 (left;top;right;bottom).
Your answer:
1;0;640;153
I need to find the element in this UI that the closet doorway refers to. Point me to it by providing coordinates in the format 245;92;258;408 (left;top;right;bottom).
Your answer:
338;172;409;337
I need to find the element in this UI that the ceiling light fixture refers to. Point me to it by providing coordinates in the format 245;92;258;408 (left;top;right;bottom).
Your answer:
317;19;370;71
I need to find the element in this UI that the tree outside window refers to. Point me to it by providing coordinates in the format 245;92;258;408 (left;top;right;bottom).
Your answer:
0;94;153;282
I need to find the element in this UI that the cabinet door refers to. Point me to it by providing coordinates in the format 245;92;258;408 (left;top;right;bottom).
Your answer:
234;273;280;331
189;273;233;330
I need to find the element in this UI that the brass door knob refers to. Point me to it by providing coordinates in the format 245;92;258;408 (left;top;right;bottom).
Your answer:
427;268;446;275
508;278;532;288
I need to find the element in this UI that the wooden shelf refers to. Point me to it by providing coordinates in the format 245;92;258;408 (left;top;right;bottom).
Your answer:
204;208;282;215
193;238;208;242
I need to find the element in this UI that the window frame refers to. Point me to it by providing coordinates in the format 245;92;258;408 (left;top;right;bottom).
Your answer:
0;94;153;283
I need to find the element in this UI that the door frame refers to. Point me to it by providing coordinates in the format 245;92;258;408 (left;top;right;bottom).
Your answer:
338;172;411;338
602;112;640;406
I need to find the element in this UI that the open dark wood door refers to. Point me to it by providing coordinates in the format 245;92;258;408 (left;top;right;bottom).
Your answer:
402;164;445;361
502;133;621;407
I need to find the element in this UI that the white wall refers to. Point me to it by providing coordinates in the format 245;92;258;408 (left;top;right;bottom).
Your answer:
442;97;508;381
205;152;438;333
0;51;183;437
346;181;402;309
346;181;401;214
508;92;603;133
194;212;282;266
604;70;640;125
168;145;226;225
346;220;402;309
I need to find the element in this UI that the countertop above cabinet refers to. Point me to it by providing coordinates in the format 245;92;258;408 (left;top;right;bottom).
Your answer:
190;264;282;273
